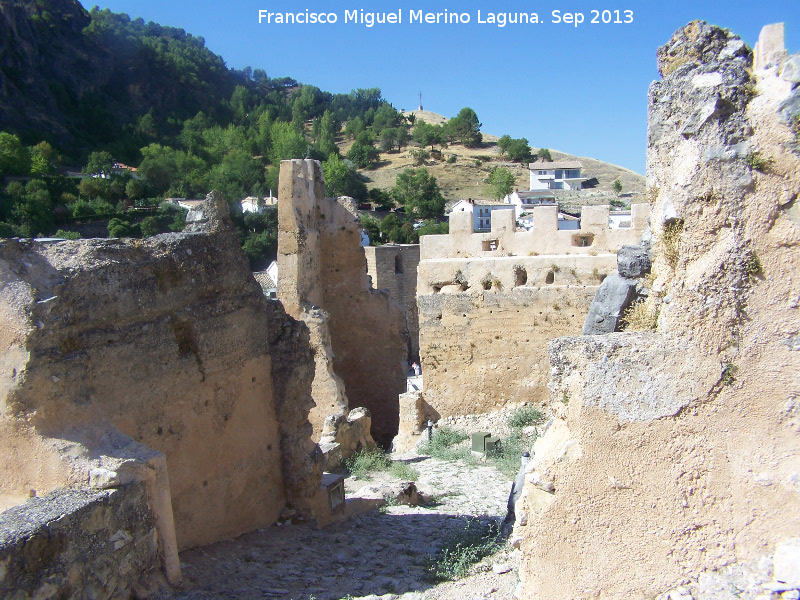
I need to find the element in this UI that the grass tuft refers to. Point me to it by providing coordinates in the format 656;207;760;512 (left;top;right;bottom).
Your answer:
424;517;502;581
662;220;683;269
621;301;660;331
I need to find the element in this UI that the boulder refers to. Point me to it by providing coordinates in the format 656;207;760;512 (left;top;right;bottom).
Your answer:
581;274;638;335
617;245;651;278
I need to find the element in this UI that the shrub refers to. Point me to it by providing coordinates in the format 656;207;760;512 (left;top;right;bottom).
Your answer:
486;433;531;478
53;229;81;240
389;461;420;481
721;362;737;386
424;517;502;581
344;448;390;479
507;405;545;430
745;252;761;276
420;426;469;461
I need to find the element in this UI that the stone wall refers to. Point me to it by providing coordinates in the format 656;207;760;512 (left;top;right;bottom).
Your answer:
416;232;621;416
278;160;408;446
364;244;421;360
0;485;163;600
0;191;322;552
517;22;800;599
420;203;649;260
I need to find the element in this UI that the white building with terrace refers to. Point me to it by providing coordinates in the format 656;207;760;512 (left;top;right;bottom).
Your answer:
529;160;587;190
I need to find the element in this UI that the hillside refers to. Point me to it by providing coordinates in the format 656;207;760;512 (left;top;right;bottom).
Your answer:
351;110;647;209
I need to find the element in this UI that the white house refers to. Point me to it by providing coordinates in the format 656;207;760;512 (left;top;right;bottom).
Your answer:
518;211;580;231
503;190;557;219
609;210;632;229
529;161;587;191
252;260;279;299
448;198;516;232
241;196;278;214
166;198;205;212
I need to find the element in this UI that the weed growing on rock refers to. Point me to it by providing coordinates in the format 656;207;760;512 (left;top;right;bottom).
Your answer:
745;252;762;276
722;362;737;386
745;152;772;172
424;517;502;581
743;82;759;100
621;301;660;331
648;185;660;206
662;220;684;269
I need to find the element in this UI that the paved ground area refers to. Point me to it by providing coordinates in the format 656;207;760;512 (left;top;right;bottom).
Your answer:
156;451;521;600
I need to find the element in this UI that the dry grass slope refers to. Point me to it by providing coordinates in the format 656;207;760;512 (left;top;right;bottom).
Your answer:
341;110;646;207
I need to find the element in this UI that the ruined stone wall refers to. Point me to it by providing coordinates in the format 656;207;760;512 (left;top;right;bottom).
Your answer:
0;192;321;552
278;160;408;447
364;244;421;359
0;485;164;600
420;203;649;260
517;22;800;599
417;244;619;417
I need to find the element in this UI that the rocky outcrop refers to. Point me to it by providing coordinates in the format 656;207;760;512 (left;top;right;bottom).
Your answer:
518;22;800;599
319;407;378;471
0;191;323;554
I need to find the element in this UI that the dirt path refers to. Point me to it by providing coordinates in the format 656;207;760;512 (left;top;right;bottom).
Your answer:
156;452;521;600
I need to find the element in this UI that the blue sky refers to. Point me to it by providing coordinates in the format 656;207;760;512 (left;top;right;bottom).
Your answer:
89;1;799;174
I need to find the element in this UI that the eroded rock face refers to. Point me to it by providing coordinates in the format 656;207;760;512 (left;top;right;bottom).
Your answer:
0;191;321;550
518;22;800;599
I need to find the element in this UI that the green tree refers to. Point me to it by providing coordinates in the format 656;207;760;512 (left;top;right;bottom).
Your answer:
30;142;56;177
379;128;398;153
497;135;512;156
392;168;445;219
346;142;379;169
139;216;160;237
413;121;443;150
505;138;532;163
322;154;367;199
12;179;53;236
612;179;623;194
536;148;553;162
344;117;365;140
449;107;482;147
83;151;114;176
361;214;382;245
487;167;516;200
368;188;395;210
0;132;31;176
269;122;309;163
314;110;338;158
371;104;399;133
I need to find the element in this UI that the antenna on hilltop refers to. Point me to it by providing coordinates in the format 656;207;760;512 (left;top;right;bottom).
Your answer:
418;91;423;111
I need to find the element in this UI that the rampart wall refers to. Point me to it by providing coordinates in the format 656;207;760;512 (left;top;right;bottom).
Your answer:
415;204;647;418
420;203;649;260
